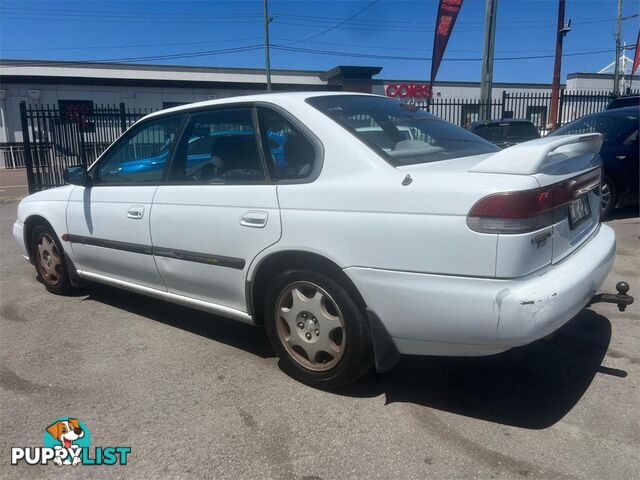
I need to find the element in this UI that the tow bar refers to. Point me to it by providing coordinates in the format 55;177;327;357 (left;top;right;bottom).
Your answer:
588;282;634;312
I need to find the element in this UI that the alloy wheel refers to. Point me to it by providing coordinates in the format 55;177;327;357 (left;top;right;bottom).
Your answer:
37;233;62;285
600;181;612;214
274;281;346;372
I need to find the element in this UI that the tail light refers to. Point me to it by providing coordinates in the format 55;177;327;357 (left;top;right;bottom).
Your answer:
467;168;601;234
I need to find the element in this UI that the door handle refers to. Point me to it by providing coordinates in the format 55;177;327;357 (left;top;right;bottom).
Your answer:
240;210;268;228
127;206;145;219
615;155;627;160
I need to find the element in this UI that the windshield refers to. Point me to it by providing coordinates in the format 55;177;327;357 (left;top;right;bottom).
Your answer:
551;111;639;143
307;95;498;165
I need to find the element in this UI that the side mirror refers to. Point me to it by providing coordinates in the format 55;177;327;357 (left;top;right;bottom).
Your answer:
63;165;91;186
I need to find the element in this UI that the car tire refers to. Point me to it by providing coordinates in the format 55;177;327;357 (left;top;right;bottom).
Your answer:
600;178;616;219
264;269;373;389
30;225;73;294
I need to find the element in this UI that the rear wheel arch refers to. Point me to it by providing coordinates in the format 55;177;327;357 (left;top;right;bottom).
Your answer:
248;250;366;325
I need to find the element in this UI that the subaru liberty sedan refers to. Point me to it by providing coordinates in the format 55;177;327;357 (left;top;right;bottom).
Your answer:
13;93;622;388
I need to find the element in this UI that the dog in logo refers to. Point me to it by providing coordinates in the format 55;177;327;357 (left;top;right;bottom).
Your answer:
46;418;84;466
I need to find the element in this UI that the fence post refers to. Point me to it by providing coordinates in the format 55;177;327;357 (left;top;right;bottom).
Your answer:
19;101;36;194
76;115;87;167
500;90;507;118
558;89;565;128
119;102;127;133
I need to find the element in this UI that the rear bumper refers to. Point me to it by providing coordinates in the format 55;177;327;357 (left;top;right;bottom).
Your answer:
345;224;615;356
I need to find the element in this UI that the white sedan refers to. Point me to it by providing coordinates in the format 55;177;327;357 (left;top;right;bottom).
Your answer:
13;92;622;388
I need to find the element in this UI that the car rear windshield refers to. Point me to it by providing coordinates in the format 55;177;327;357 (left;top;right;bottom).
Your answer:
473;122;540;142
307;95;498;166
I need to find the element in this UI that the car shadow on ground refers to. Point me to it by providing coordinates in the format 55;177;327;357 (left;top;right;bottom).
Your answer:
607;203;639;221
83;283;274;359
343;309;621;429
81;283;621;430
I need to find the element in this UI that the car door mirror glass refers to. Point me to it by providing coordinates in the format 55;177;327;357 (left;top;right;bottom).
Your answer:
63;165;90;186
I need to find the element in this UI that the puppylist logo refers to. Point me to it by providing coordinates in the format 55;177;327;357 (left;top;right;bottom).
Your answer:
11;417;131;467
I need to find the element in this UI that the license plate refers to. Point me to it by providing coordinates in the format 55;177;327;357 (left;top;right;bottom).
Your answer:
568;195;591;229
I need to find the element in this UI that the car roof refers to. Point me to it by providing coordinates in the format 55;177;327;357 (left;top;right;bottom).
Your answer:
580;105;639;118
610;94;639;99
142;91;379;121
468;119;535;128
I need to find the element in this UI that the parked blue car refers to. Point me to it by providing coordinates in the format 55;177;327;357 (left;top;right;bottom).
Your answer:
550;106;639;217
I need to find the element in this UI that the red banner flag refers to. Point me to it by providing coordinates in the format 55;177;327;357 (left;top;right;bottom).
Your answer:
632;29;640;76
430;0;464;95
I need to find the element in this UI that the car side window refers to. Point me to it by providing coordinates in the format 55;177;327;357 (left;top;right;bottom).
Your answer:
257;107;316;180
169;108;266;183
623;129;638;146
94;115;184;184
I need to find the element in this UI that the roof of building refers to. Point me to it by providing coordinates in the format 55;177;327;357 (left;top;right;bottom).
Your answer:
0;59;331;90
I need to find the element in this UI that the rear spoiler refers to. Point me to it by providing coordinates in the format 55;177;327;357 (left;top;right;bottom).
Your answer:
469;133;603;175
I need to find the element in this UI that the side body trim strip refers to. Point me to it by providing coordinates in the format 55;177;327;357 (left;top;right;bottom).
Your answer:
67;234;245;270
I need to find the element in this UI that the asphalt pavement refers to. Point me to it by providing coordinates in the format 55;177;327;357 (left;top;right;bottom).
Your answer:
1;200;638;480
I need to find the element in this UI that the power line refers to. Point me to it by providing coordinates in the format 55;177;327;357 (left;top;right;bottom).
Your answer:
0;6;262;19
283;1;379;45
271;17;619;34
0;14;263;25
1;45;264;67
3;43;633;68
272;12;622;27
0;6;621;28
272;36;614;55
0;37;264;53
270;44;627;62
0;34;612;57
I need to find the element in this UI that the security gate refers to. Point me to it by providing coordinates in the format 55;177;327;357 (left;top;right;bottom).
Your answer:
19;102;149;193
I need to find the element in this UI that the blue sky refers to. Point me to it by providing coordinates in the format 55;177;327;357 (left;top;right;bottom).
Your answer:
0;0;638;84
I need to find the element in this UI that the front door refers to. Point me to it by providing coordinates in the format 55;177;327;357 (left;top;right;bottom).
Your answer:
150;107;281;312
66;114;184;289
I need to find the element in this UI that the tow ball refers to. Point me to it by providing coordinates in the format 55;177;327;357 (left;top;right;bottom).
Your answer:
588;282;634;312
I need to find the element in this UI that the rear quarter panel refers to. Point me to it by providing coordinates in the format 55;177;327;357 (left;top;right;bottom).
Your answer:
250;102;540;278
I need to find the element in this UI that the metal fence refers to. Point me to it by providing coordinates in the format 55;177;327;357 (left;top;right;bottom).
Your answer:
19;102;153;192
415;90;634;133
0;143;29;169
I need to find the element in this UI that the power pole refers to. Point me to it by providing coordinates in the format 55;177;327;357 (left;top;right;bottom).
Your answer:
263;0;272;92
549;0;570;130
479;0;498;121
613;0;622;95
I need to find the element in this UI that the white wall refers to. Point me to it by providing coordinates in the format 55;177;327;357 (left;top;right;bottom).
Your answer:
566;74;640;92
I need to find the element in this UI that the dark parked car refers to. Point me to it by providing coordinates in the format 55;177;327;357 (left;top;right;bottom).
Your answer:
467;119;540;148
605;94;640;111
550;106;639;217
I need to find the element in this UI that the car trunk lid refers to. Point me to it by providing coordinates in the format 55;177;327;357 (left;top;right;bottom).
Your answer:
468;133;603;273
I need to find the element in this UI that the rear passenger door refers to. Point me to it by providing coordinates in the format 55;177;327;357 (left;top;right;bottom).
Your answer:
150;106;280;313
